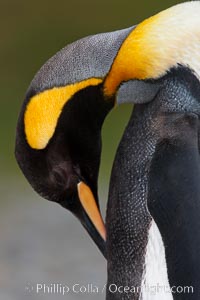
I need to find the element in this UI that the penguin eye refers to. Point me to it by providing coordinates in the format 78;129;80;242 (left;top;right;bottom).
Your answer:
48;159;79;192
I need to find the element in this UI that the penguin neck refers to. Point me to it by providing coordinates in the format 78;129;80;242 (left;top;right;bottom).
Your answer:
106;105;158;299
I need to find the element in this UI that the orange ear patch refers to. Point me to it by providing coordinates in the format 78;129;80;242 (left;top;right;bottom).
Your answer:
24;78;102;149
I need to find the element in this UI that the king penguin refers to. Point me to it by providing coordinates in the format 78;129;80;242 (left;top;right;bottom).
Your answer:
15;2;200;299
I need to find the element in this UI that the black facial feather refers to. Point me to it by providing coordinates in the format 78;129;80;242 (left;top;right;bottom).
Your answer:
15;84;114;208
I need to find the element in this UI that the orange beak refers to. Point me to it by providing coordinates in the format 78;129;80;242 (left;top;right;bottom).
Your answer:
77;181;106;241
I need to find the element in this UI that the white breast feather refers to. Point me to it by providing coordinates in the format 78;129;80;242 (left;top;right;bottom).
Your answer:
140;220;173;300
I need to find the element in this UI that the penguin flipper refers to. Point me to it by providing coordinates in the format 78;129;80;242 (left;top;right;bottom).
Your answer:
148;113;200;298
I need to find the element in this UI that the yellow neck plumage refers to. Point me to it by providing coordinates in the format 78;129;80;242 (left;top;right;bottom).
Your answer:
104;2;200;96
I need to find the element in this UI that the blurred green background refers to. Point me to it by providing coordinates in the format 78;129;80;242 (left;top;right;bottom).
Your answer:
1;0;183;299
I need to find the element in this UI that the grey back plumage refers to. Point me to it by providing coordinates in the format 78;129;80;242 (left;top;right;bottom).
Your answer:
28;27;133;94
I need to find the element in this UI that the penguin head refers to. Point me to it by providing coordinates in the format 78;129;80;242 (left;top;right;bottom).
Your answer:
15;28;136;257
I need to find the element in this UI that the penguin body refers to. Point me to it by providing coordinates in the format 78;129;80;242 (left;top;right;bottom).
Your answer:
106;67;200;299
